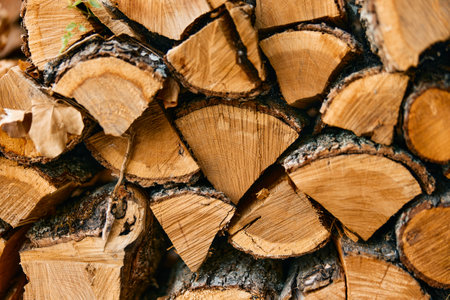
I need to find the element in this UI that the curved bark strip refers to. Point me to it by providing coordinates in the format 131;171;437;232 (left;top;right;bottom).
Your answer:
260;24;360;108
321;67;409;145
20;183;165;300
175;98;307;204
396;181;450;289
150;186;234;272
164;242;283;299
283;131;435;240
403;82;450;164
46;36;167;137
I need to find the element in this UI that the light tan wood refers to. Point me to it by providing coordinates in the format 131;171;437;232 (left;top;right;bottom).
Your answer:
400;207;450;287
86;101;200;187
0;66;85;160
175;103;299;204
0;4;8;52
175;288;253;300
362;0;450;71
107;0;225;40
90;3;137;38
166;16;260;97
260;26;358;108
255;0;343;29
288;154;422;240
20;184;156;300
404;87;450;163
321;69;409;145
22;0;94;69
229;175;329;258
0;157;76;227
53;57;164;136
226;2;266;81
0;60;16;78
344;256;429;299
151;189;235;272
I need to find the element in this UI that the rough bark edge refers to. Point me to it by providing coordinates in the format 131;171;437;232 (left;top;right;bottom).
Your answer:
280;243;345;299
149;185;231;206
0;218;11;238
43;35;167;86
282;130;435;194
174;96;309;134
165;242;283;299
395;181;450;289
84;140;201;188
164;8;266;99
402;81;450;164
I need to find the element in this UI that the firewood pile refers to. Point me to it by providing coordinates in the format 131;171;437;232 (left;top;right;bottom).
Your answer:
0;0;448;299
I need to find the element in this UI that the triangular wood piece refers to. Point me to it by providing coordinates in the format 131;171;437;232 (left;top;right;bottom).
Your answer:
403;83;450;164
255;0;344;30
361;0;450;71
229;173;330;258
396;182;450;289
85;101;200;187
321;67;409;145
100;0;225;40
335;232;429;299
0;66;88;162
283;131;435;241
20;183;164;300
48;37;166;137
150;186;235;272
22;0;94;69
260;24;360;108
165;8;264;98
175;99;306;204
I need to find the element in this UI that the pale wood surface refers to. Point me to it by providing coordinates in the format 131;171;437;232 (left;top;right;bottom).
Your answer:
321;68;409;145
176;103;299;204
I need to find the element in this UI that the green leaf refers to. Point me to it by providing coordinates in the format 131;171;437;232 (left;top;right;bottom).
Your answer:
88;0;102;8
66;22;77;32
78;24;87;32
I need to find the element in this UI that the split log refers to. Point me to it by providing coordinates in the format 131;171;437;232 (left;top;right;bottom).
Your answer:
175;98;307;204
283;131;435;241
0;225;29;298
228;168;330;258
20;183;165;300
360;0;450;71
0;66;89;162
149;186;235;272
396;181;450;289
260;24;360;108
280;243;346;300
89;3;138;38
0;4;8;51
0;146;102;227
164;242;283;299
320;67;409;145
99;0;225;41
0;59;16;77
255;0;345;30
85;101;200;187
0;0;22;59
165;5;266;98
335;231;430;299
403;82;450;164
45;36;167;137
21;0;95;69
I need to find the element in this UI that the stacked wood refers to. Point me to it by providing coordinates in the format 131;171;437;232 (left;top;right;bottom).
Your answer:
260;24;360;108
283;131;435;241
335;230;430;299
396;180;450;289
149;186;235;272
228;166;330;258
0;0;448;298
163;242;283;299
280;243;346;300
20;182;165;300
0;0;22;58
175;98;307;204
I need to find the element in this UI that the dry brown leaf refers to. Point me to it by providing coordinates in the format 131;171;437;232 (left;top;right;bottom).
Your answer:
0;108;32;138
28;96;84;158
